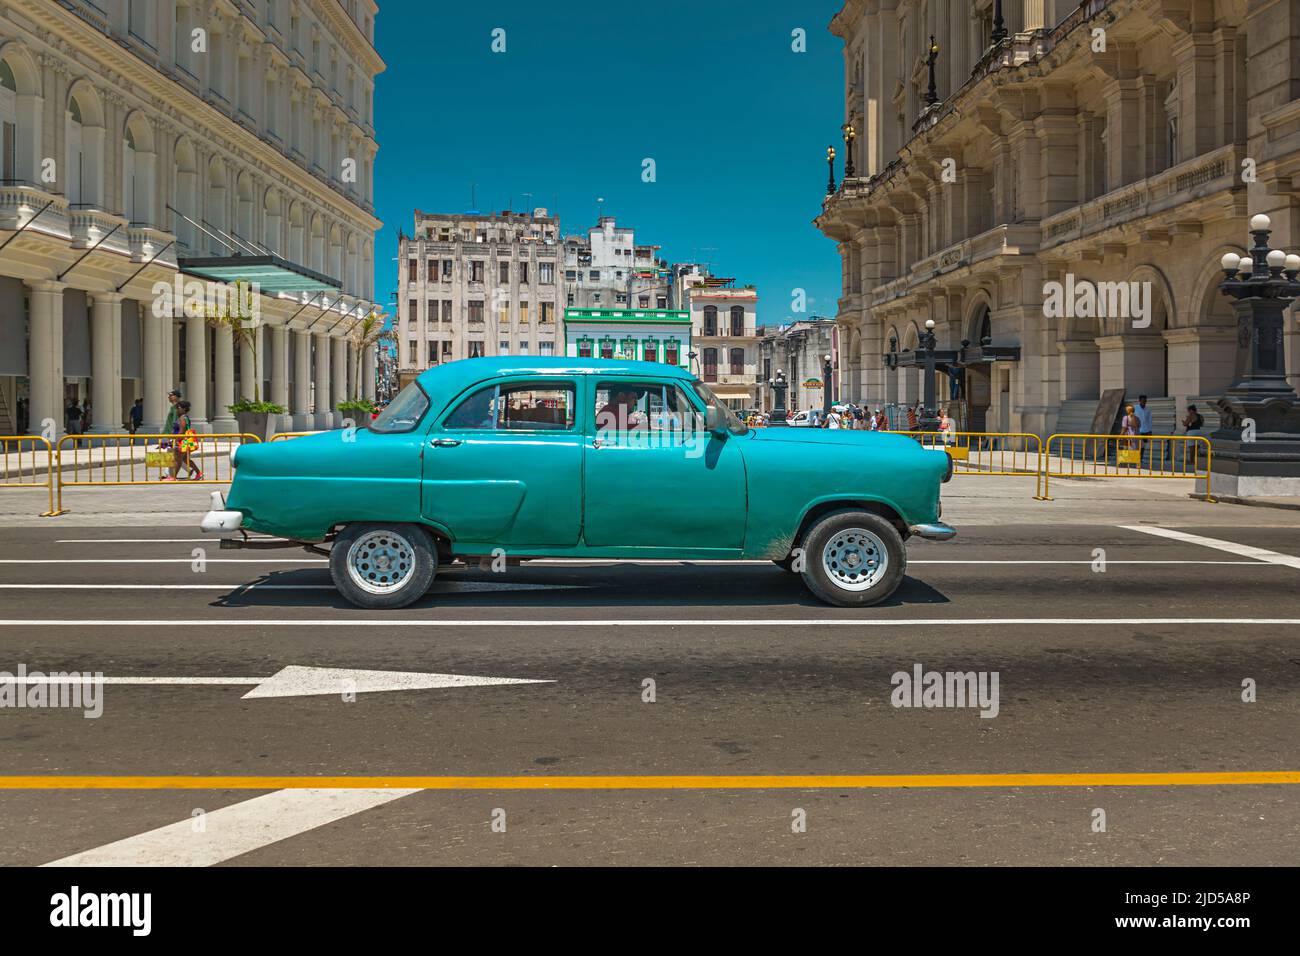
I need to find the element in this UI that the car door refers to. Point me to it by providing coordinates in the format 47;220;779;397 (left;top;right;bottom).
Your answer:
421;376;583;548
581;377;747;552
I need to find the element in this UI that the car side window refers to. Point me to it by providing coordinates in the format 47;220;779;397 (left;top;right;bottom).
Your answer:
594;381;701;435
444;382;576;432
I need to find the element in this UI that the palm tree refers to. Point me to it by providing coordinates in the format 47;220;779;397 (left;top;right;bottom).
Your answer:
346;310;393;402
206;280;262;402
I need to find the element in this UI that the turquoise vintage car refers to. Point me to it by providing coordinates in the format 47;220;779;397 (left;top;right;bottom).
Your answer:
201;357;954;608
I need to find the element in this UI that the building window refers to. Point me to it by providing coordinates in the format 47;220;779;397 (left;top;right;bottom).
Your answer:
442;341;453;360
518;342;530;355
657;296;667;309
567;293;575;306
643;341;658;363
470;261;484;282
428;341;439;365
407;340;417;365
539;302;553;324
519;262;529;284
408;259;417;282
540;262;554;284
665;342;679;366
600;339;614;359
578;339;593;358
499;261;509;284
468;300;484;323
729;347;744;375
442;300;453;323
638;295;649;308
407;299;417;323
468;341;485;358
538;341;553;356
519;302;529;324
498;340;510;355
703;347;718;381
442;259;452;280
498;301;510;325
703;306;718;337
590;270;600;281
730;306;744;337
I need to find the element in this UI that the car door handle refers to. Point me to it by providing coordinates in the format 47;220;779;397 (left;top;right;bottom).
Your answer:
591;438;603;448
430;438;462;448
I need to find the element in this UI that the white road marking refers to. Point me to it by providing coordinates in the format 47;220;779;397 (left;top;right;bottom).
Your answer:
0;558;1265;569
0;558;328;564
0;581;586;591
1120;526;1300;569
1;617;1298;628
55;538;287;544
12;665;553;699
42;788;420;867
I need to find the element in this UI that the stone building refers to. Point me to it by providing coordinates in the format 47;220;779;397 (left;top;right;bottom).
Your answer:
757;318;839;416
689;286;760;411
395;209;562;386
815;0;1300;438
0;0;383;437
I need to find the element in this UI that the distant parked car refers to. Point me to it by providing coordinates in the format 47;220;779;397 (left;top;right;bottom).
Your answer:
202;358;954;609
787;410;815;427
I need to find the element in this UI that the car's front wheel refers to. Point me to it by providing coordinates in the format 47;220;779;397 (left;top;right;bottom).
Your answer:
799;510;905;608
330;523;437;609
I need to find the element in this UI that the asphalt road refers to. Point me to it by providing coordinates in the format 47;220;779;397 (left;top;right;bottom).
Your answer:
0;520;1298;866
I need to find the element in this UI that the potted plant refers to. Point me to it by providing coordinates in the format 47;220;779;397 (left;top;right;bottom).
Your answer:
337;397;376;427
230;398;288;442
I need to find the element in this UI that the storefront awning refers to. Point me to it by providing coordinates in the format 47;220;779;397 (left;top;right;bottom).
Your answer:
177;254;341;296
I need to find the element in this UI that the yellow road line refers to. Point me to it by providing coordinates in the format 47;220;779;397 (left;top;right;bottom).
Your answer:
1;772;1298;790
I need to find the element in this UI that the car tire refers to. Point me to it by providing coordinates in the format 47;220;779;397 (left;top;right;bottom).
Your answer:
330;522;437;609
799;510;906;608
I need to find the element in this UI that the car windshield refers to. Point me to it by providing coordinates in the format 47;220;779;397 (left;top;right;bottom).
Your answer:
369;381;430;434
690;381;749;435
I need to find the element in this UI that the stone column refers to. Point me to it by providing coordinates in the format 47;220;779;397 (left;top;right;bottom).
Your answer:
313;331;332;429
332;335;349;415
270;325;289;429
27;281;65;438
362;344;376;401
239;331;259;401
211;325;237;433
184;314;210;432
89;293;124;436
140;303;169;434
292;329;313;430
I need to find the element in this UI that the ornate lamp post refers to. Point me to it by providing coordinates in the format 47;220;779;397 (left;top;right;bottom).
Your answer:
920;318;940;432
769;370;789;427
841;123;856;179
924;36;940;107
1210;214;1300;497
991;0;1008;45
823;353;834;417
826;145;837;196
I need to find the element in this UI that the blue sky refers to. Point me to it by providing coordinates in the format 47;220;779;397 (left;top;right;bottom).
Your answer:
372;0;845;327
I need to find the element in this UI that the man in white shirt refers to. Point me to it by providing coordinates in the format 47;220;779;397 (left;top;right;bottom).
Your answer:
1134;395;1154;437
826;408;842;429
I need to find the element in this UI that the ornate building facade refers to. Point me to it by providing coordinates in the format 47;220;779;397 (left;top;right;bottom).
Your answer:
816;0;1300;438
0;0;382;436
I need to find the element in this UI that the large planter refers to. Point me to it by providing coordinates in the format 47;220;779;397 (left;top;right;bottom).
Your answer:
235;410;276;443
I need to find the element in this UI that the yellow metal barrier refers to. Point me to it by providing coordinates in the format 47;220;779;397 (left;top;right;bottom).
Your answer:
52;433;262;515
895;430;1045;496
1040;433;1213;502
0;435;57;516
268;431;320;441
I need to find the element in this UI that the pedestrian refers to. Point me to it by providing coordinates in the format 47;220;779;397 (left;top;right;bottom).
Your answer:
80;399;91;434
875;408;889;431
164;400;202;482
1120;403;1139;466
906;404;919;431
129;398;144;434
163;389;181;436
939;407;956;445
826;407;842;429
64;399;82;436
1182;403;1204;437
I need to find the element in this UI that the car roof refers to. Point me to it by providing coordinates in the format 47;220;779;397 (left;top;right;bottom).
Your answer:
415;356;698;397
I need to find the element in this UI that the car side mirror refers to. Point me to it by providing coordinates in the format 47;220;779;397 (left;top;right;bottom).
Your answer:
705;404;727;436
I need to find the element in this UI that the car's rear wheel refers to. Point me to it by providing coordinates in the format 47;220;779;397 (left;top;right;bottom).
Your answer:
330;523;437;609
799;510;905;608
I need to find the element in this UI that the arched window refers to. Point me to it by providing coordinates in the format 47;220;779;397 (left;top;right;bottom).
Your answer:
263;188;282;253
122;114;155;225
0;59;17;182
730;306;744;336
66;96;85;204
173;137;198;250
205;156;228;254
703;305;717;336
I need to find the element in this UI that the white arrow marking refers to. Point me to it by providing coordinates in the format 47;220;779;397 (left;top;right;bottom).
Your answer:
8;665;554;699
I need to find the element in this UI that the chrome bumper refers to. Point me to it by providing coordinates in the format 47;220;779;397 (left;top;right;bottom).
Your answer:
909;521;957;541
200;491;244;533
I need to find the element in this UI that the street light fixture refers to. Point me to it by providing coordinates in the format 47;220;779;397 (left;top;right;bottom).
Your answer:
924;36;940;107
920;318;940;432
1210;213;1300;496
826;145;837;196
769;370;789;427
842;123;856;179
823;352;834;417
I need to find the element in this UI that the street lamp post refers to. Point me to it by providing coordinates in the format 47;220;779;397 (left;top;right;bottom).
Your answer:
924;36;940;107
920;318;940;432
826;145;837;196
769;371;789;427
841;124;856;179
823;353;834;418
991;0;1008;45
1210;214;1300;497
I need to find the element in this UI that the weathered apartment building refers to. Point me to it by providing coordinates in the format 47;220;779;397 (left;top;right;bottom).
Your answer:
816;0;1300;437
396;209;562;385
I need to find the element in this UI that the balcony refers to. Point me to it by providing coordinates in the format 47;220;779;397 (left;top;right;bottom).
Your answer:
68;206;131;255
0;183;69;238
127;225;178;267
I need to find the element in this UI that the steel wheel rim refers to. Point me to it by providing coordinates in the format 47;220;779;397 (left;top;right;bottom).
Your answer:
347;530;416;595
822;527;888;591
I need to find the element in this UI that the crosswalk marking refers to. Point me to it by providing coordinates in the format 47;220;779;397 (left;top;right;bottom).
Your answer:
1120;526;1300;568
